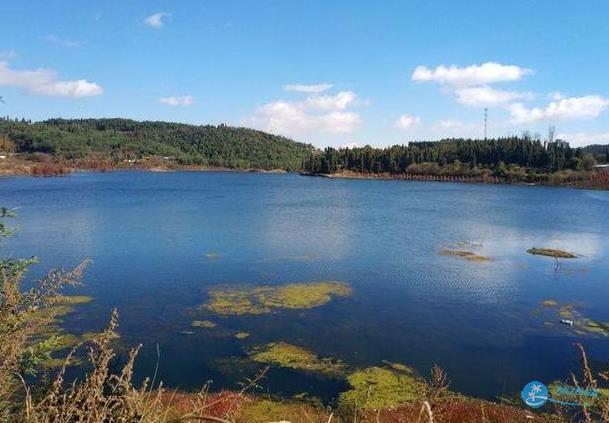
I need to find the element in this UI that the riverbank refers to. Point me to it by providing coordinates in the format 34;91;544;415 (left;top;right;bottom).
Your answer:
0;155;288;177
301;169;609;190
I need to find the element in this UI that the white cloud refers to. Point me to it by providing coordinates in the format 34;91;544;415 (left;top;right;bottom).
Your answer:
159;95;193;106
247;100;361;135
509;95;609;124
305;91;356;110
557;132;609;148
43;34;83;48
0;50;17;60
412;62;532;87
549;91;564;101
454;86;534;107
245;85;364;137
394;114;421;130
0;61;102;97
283;83;332;93
342;142;360;149
144;12;170;28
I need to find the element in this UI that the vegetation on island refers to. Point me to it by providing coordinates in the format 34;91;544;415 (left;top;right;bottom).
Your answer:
527;247;578;259
0;117;313;173
203;281;352;315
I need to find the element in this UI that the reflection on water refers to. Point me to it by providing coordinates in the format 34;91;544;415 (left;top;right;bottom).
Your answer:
1;171;609;402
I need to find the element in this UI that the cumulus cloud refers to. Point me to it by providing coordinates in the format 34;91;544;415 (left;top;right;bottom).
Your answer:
159;95;193;106
283;83;332;93
144;12;170;28
247;100;361;135
394;114;421;130
454;86;534;107
509;95;609;124
0;61;102;97
412;62;532;87
245;87;363;137
556;132;609;148
304;91;356;110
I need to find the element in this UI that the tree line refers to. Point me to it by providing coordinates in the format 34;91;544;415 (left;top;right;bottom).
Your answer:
303;137;602;179
0;118;314;171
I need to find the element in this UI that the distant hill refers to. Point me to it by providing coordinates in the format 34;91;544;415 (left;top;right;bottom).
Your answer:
0;118;314;171
582;144;609;161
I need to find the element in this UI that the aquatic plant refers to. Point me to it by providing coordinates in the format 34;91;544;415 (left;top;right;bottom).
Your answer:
338;364;427;410
249;342;345;376
205;252;220;260
234;332;250;340
439;249;491;262
527;248;577;259
540;299;559;307
203;281;352;315
191;320;217;329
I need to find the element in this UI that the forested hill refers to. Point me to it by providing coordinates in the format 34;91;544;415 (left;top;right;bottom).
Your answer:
0;118;313;171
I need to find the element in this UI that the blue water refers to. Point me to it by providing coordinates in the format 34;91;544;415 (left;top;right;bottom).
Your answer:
2;171;609;402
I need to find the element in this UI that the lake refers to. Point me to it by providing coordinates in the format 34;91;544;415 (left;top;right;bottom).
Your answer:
2;171;609;403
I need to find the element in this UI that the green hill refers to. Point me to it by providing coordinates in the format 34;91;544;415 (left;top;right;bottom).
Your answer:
0;118;313;171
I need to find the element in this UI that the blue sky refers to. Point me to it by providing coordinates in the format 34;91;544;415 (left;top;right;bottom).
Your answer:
1;1;609;148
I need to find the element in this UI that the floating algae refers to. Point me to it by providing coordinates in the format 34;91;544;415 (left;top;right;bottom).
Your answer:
203;281;352;315
191;320;217;329
234;331;250;340
439;249;491;262
205;252;220;260
338;364;427;410
538;301;609;337
527;248;577;259
249;342;345;376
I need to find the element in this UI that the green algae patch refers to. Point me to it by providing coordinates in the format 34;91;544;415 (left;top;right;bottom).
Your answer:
249;342;345;376
527;248;577;259
234;331;250;340
439;249;491;262
558;304;577;319
55;295;94;305
540;299;559;307
203;281;352;315
238;399;329;423
191;320;217;329
338;364;427;410
205;252;219;260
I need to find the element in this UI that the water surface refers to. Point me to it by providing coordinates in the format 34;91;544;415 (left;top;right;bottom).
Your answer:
2;171;609;402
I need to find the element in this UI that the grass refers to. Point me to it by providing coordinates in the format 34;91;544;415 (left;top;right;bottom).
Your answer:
527;247;577;258
203;281;352;315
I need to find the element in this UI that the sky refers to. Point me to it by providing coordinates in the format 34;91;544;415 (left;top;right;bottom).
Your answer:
1;0;609;148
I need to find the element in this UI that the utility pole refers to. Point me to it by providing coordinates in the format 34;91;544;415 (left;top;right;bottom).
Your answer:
484;108;488;140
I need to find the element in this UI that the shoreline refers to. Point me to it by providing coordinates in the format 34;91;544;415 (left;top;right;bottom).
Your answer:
300;170;609;191
2;158;609;191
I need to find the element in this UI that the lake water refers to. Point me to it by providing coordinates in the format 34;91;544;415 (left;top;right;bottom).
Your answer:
2;171;609;403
